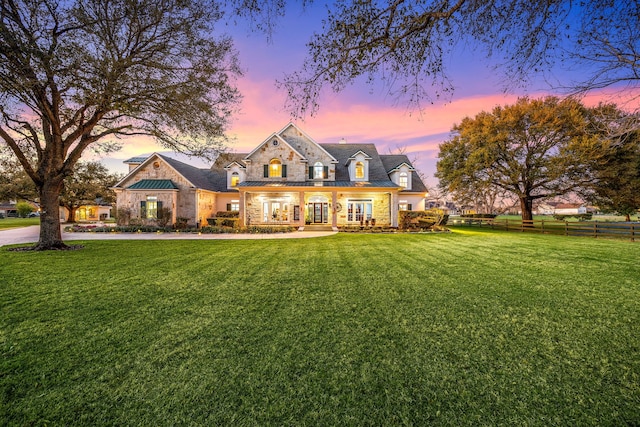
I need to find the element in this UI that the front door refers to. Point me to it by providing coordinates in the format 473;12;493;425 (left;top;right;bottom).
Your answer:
313;203;323;223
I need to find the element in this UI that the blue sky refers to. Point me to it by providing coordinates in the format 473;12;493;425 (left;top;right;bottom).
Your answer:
94;3;638;188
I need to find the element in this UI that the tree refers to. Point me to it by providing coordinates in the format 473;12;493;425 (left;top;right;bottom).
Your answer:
278;0;639;117
436;97;600;221
0;156;39;203
0;0;241;249
579;122;640;222
59;161;121;223
15;200;34;217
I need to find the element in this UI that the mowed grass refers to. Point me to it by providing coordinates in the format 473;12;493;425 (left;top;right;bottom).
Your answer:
0;217;40;230
1;230;639;426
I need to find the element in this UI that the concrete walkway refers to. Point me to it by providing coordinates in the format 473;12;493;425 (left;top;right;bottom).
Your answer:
0;225;336;247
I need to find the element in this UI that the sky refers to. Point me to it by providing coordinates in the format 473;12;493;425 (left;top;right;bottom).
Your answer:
93;3;639;189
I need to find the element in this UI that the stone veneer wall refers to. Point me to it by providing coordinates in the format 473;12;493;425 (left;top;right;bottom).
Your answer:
334;192;391;226
241;190;392;226
244;192;303;225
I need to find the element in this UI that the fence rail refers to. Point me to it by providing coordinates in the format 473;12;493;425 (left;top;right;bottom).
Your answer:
451;217;637;242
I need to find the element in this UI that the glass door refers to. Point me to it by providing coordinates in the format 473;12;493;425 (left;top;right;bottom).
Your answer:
313;203;323;223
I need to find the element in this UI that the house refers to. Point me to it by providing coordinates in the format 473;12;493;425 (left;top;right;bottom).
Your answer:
59;204;112;222
0;202;17;218
553;203;589;216
112;123;429;229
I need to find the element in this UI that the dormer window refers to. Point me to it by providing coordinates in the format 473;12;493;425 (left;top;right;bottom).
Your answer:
269;159;282;177
348;151;370;181
231;172;240;187
399;172;408;188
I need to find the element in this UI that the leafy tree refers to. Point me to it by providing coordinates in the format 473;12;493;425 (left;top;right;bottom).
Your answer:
277;0;639;116
0;156;39;203
436;97;600;221
15;201;34;217
0;0;241;249
59;161;121;223
581;129;640;222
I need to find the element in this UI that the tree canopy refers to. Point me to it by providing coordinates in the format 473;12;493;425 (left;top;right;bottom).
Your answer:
578;108;640;221
278;0;639;116
0;0;241;249
436;97;601;221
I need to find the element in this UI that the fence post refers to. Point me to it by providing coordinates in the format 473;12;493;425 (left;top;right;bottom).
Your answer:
594;221;597;239
505;219;509;232
565;221;568;236
632;224;635;242
541;219;544;234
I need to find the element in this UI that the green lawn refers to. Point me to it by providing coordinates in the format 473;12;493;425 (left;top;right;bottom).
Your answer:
1;230;639;426
0;217;40;230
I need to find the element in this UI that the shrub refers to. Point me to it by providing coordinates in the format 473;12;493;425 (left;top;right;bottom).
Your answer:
216;211;239;218
174;217;189;230
399;209;448;230
16;201;34;218
116;208;132;226
553;213;593;221
156;207;172;227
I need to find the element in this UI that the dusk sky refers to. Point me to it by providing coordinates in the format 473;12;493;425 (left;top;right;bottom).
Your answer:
95;4;639;188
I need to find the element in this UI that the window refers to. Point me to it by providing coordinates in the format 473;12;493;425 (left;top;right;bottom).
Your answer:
355;161;365;179
227;200;240;211
141;196;162;219
314;162;324;179
347;199;373;222
269;159;282;177
262;200;289;222
399;172;408;188
231;171;240;187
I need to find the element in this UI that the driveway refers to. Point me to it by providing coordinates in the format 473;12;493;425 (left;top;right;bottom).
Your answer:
0;225;336;247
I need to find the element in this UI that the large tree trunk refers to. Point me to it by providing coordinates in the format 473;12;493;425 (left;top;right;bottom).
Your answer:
520;197;534;223
67;206;78;223
33;179;68;250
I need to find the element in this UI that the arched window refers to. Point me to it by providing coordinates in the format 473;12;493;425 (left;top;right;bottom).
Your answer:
355;161;365;179
231;171;240;187
399;172;408;188
269;159;282;177
314;162;324;179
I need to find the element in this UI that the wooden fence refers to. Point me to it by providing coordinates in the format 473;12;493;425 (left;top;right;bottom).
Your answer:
450;217;638;242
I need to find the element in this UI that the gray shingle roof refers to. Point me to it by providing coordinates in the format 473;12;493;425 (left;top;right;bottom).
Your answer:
321;143;393;181
380;154;429;194
237;181;399;188
156;154;226;192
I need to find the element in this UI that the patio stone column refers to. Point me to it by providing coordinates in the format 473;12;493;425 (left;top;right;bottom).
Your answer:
239;190;246;227
331;191;338;230
390;192;398;227
299;191;305;228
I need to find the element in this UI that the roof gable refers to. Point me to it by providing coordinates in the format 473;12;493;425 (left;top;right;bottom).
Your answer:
114;153;224;192
277;123;338;163
243;133;307;163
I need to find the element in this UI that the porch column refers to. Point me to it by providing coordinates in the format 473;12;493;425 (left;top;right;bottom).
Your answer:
239;190;246;227
331;191;338;230
390;192;398;227
171;192;178;225
299;191;305;228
